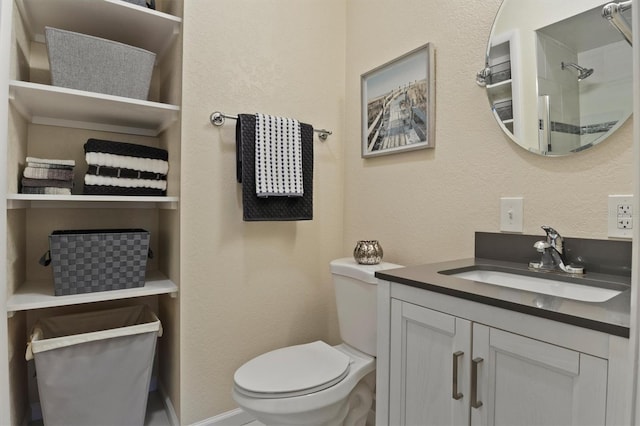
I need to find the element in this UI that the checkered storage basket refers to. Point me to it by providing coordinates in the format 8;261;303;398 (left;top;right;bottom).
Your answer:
42;229;150;296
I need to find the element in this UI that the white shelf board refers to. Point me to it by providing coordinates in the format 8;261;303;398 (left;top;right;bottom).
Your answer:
7;193;179;210
7;271;178;314
16;0;181;61
9;81;180;136
486;79;512;101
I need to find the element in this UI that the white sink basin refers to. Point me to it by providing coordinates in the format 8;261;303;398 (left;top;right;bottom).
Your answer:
449;269;622;303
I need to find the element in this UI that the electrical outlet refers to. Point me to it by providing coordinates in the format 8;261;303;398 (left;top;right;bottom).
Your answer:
608;195;633;239
500;197;523;233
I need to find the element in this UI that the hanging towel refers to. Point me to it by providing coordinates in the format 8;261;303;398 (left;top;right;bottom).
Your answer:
237;114;313;221
255;113;303;197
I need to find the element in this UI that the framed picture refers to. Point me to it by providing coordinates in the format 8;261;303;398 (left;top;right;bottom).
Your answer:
361;43;435;158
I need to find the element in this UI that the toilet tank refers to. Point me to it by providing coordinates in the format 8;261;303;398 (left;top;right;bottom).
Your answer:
330;258;402;356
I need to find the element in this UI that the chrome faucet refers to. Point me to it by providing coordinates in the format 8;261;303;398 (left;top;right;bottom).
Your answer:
530;226;584;274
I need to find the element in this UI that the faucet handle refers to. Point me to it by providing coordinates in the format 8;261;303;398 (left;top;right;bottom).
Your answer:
541;225;563;251
541;225;558;238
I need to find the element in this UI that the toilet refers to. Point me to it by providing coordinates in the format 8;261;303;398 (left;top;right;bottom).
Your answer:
232;257;402;426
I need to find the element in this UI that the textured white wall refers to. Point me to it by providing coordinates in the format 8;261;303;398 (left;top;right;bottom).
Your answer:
180;0;346;422
180;0;633;422
344;0;633;266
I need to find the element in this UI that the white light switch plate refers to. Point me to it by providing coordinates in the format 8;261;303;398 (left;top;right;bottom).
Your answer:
608;195;633;239
500;197;523;233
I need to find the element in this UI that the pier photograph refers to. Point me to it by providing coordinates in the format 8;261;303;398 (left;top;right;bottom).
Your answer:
361;43;435;157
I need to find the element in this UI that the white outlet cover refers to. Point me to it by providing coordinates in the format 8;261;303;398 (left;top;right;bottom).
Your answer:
500;197;523;233
608;194;633;239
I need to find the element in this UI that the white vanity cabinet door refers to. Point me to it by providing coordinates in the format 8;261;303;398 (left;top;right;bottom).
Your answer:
389;299;471;426
471;324;608;426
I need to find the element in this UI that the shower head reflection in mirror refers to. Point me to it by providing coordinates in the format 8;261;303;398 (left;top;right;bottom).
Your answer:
560;62;595;81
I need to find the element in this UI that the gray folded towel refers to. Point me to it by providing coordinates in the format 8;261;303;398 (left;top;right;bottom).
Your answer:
21;177;73;189
23;166;74;181
21;186;72;195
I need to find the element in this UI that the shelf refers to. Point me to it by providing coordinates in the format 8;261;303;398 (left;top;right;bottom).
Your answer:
486;79;512;101
9;81;180;136
16;0;181;62
6;194;179;210
6;270;178;314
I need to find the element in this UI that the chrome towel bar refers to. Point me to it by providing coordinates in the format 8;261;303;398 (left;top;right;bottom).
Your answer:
210;111;332;141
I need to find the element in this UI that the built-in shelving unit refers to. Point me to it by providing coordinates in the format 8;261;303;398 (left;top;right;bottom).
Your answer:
6;193;179;209
7;271;177;314
9;81;180;136
486;41;514;134
1;0;183;424
15;0;181;62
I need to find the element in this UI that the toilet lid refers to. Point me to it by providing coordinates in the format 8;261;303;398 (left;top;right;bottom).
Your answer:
234;341;351;398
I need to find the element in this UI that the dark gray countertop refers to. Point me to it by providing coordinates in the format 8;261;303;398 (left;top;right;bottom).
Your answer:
376;258;631;338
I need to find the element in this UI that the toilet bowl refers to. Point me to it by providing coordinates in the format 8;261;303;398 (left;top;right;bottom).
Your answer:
232;258;402;426
233;342;375;426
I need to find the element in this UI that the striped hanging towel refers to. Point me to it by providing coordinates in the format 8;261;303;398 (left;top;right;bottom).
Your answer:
254;113;303;197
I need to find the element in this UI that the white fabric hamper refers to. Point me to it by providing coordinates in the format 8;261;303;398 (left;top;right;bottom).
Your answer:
25;305;162;426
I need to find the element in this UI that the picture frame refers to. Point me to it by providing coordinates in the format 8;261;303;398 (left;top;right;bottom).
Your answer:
361;43;435;158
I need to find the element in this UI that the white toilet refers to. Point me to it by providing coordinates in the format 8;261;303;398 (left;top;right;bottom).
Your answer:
232;257;402;426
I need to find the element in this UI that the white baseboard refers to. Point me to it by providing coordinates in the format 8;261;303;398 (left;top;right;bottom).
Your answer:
189;408;255;426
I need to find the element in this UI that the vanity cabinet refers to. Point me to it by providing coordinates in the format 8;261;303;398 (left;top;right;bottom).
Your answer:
378;282;629;426
389;299;607;426
0;0;183;424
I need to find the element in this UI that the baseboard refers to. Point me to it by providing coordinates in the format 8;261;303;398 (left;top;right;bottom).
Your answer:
189;408;255;426
158;383;180;426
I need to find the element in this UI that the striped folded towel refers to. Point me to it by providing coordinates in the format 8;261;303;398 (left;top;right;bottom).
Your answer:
22;177;73;189
26;157;75;168
21;187;71;195
85;152;169;175
84;174;167;191
23;166;74;181
255;113;303;198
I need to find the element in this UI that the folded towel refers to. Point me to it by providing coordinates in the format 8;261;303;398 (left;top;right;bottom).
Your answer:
85;152;169;174
237;114;313;221
84;138;168;161
87;165;166;180
255;113;303;197
26;157;75;167
84;174;167;191
23;166;74;181
21;177;74;189
83;186;165;196
27;162;74;170
21;186;72;195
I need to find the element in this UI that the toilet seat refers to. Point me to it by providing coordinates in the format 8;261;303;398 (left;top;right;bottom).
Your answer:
234;341;351;399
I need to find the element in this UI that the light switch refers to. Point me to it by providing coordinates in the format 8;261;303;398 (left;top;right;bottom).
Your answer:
500;197;523;233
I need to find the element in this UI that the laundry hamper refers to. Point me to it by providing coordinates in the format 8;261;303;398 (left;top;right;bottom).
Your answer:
25;305;162;426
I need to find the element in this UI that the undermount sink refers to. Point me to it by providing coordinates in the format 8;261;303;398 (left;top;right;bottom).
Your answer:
439;267;625;303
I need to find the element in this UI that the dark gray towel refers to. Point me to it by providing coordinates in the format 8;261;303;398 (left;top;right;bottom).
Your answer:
236;114;313;221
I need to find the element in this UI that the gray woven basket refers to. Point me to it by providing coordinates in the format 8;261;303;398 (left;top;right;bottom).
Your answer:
45;229;150;296
45;27;155;100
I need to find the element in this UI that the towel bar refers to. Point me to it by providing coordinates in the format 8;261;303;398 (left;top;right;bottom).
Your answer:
210;111;332;141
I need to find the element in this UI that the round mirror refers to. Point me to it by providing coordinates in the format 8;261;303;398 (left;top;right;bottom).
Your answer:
481;0;633;156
